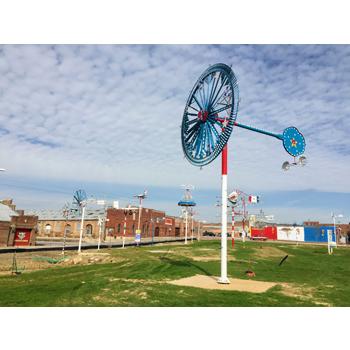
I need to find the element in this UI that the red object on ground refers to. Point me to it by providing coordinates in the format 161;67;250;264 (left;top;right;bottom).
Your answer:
13;229;32;246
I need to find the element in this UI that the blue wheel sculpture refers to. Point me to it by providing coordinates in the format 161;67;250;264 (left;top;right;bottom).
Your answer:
181;63;239;167
282;126;306;157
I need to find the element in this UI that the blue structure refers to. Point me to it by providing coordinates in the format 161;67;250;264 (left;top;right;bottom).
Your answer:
181;63;306;167
304;226;336;243
178;199;196;207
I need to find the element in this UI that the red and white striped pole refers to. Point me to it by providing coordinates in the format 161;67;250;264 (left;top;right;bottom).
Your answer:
218;144;229;284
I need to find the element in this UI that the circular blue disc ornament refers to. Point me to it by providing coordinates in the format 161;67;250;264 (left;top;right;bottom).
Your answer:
181;63;239;167
282;126;306;157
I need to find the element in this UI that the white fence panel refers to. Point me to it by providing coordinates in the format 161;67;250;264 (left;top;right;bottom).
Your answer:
277;226;305;241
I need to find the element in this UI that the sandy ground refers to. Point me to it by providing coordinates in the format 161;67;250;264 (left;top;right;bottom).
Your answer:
168;274;277;293
0;250;122;275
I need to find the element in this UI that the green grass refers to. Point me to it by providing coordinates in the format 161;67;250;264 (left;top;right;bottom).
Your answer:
0;240;349;306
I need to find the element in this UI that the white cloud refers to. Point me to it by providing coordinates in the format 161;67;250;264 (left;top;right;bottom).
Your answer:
0;45;350;220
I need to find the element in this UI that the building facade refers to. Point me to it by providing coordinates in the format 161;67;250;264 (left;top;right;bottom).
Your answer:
30;206;195;241
0;199;38;247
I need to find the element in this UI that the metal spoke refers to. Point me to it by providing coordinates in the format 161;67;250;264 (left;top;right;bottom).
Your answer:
211;79;229;109
209;104;231;116
185;122;201;142
193;125;204;158
192;94;203;111
206;123;216;152
208;72;221;108
188;104;199;113
210;75;228;109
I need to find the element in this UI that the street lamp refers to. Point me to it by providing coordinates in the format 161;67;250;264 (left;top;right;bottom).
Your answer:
0;168;6;172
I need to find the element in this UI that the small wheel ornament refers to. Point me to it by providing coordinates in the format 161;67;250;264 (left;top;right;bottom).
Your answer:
282;126;306;157
181;63;239;166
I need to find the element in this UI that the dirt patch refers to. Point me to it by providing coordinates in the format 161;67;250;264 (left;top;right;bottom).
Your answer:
253;246;290;259
0;250;125;275
168;274;276;293
279;283;332;306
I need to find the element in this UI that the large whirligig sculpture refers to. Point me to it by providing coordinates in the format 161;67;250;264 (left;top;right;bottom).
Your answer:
181;63;306;283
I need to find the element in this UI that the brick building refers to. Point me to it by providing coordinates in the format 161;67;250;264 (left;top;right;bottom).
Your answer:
28;208;105;239
0;199;38;247
29;206;195;241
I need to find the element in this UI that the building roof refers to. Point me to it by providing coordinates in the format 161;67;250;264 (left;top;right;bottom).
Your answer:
0;203;19;221
26;208;106;221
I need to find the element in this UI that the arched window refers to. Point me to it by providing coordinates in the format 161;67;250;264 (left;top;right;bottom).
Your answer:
64;224;72;236
45;224;51;234
86;224;93;236
155;227;160;237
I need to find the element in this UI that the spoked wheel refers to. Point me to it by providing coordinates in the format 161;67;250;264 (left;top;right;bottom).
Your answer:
181;63;239;167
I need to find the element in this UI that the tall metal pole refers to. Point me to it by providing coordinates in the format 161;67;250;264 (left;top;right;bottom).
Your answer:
185;209;188;244
78;205;86;253
231;206;235;248
197;221;200;241
97;217;102;251
137;198;143;246
218;144;229;284
191;211;194;243
332;215;339;248
62;207;69;256
123;211;127;248
152;218;155;245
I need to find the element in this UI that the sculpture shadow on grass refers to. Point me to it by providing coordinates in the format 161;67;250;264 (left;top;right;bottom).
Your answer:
158;256;217;281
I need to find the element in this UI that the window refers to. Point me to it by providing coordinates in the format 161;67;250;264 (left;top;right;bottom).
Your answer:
45;224;51;234
117;223;121;233
64;224;72;236
132;224;135;234
86;224;93;236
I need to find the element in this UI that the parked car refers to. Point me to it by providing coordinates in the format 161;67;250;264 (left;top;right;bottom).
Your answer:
202;231;216;237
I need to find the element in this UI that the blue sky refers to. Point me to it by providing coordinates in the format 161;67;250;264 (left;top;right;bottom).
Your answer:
0;45;349;224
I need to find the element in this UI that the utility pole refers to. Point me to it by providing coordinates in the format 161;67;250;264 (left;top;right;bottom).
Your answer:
78;205;86;254
134;190;147;246
62;203;70;256
97;217;104;250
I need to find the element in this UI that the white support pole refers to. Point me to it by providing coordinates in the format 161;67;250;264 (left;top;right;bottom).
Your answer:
191;212;194;243
123;215;126;249
218;144;229;284
78;205;86;253
333;216;336;248
185;209;188;244
97;218;102;251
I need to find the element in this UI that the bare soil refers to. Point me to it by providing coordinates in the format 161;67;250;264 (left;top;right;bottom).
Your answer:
168;274;277;293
